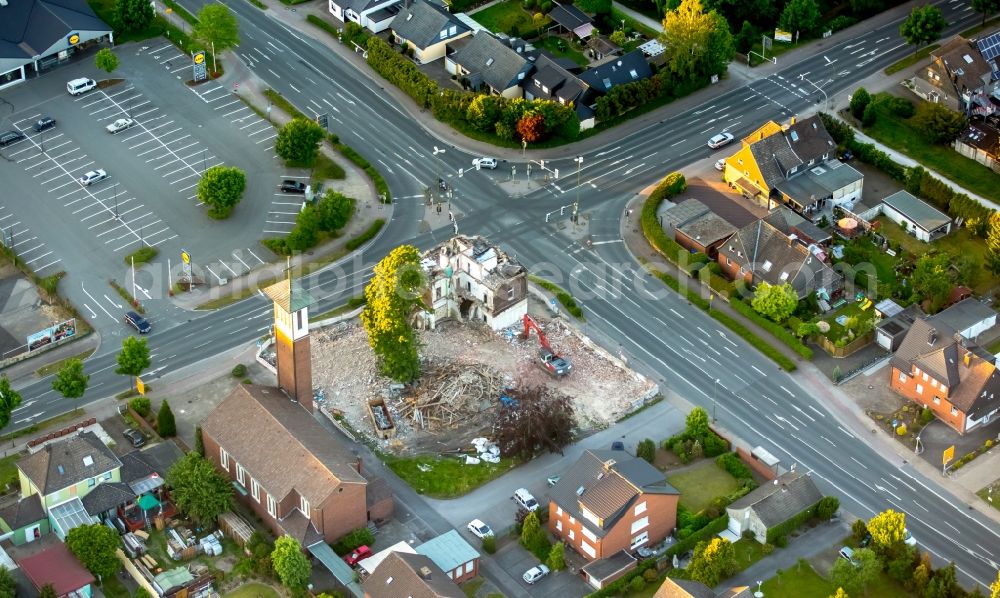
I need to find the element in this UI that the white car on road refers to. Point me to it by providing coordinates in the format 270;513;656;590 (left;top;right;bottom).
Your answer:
79;169;108;186
707;132;734;149
467;519;493;539
473;157;498;169
523;564;549;584
106;118;134;133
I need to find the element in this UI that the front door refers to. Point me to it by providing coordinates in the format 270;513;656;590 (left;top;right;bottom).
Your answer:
25;524;40;543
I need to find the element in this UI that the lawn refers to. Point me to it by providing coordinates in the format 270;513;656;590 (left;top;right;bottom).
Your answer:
978;482;1000;513
667;460;739;514
224;583;281;598
986;338;1000;355
884;43;939;75
534;36;589;67
732;538;769;571
812;301;877;345
0;454;23;492
470;0;548;37
874;216;991;294
762;561;914;597
864;100;1000;203
35;348;96;376
387;455;518;499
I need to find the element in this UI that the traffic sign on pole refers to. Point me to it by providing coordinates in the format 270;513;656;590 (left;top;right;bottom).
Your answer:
943;445;955;465
136;377;145;396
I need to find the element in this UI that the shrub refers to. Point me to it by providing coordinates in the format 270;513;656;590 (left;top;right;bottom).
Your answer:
629;576;645;593
716;452;753;481
482;535;496;554
157;400;176;437
862;102;878;127
231;364;247;378
850;87;871;119
896;423;908;436
332;527;375;555
642;568;658;582
852;519;869;542
636;439;656;463
815;496;840;520
702;432;729;457
774;534;788;547
762;543;775;555
648;172;687;203
829;15;857;30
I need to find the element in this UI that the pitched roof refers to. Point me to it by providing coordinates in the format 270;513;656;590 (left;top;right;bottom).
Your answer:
891;318;962;385
18;431;122;495
416;529;480;573
881;191;951;232
728;470;823;527
81;481;136;516
17;543;95;596
524;54;589;105
933;35;993;94
392;0;468;49
262;278;313;313
548;2;592;30
578;50;652;92
279;509;324;546
653;578;716;598
362;552;465;598
202;385;365;507
548;450;677;537
720;219;842;298
928;297;997;335
0;0;110;61
450;31;530;92
664;199;737;247
119;441;184;484
746;115;835;189
0;494;46;530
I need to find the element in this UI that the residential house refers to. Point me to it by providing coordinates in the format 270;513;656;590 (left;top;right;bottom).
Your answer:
547;449;679;561
653;578;752;598
580;549;637;590
876;304;926;352
547;2;594;39
662;199;738;258
17;542;95;598
954;119;1000;169
722;116;863;218
763;206;831;247
0;494;48;545
446;31;532;98
889;318;1000;434
930;297;998;341
392;0;471;63
81;441;183;530
327;0;401;33
358;540;418;576
362;551;465;598
420;235;528;331
202;383;393;545
578;50;652;96
716;218;843;300
879;190;953;242
725;470;823;544
16;430;121;538
415;529;480;583
522;54;595;129
907;34;995;114
0;0;112;90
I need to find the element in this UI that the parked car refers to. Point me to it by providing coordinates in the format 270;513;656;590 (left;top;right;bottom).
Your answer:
838;546;857;565
611;441;625;451
124;311;151;334
513;488;539;512
342;545;372;566
715;158;726;171
522;564;549;584
34;117;57;132
904;529;916;547
707;132;734;149
122;428;146;448
106;118;134;133
279;179;307;193
79;169;108;186
66;77;96;96
473;157;498;169
467;519;493;539
0;130;25;147
546;474;561;487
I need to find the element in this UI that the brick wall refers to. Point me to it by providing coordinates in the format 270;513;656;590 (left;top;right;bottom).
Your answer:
736;447;778;481
889;366;966;433
548;493;677;560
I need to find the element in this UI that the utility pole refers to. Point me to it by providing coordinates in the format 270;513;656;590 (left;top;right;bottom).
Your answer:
713;378;720;422
574;156;583;224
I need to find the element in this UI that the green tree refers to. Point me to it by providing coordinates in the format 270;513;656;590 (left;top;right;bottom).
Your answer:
193;4;240;72
636;438;656;463
735;20;758;54
114;0;155;33
900;5;946;55
831;548;879;595
158;400;177;437
0;567;15;598
815;496;840;520
360;245;425;381
850;87;871;120
115;336;150;391
465;95;501;132
167;452;235;524
751;281;798;322
52;358;89;399
39;583;57;598
95;48;120;74
686;406;711;438
197;165;246;219
65;524;122;580
275;118;326;166
779;0;820;35
520;511;544;550
316;191;354;232
912;101;966;144
911;253;952;310
272;536;312;590
0;376;22;430
687;537;737;587
867;509;906;553
661;0;735;80
547;541;566;571
610;28;627;46
286;205;321;252
985;212;1000;276
924;562;960;598
971;0;999;25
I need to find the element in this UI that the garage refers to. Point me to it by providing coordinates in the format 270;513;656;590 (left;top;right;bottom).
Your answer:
0;0;113;91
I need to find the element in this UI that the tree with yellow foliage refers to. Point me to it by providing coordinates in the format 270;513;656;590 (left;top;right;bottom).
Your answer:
867;509;906;553
828;589;849;598
361;245;425;381
990;568;999;598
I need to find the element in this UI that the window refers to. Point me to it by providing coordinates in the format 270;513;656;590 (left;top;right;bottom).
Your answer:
933;397;941;405
556;506;562;516
296;310;303;330
630;516;649;534
568;516;575;524
898;372;906;383
251;479;260;502
726;257;732;266
440;30;447;39
88;478;95;488
950;407;958;416
922;373;928;382
581;527;597;542
267;495;277;517
581;508;600;528
220;447;230;471
104;472;112;481
435;286;441;300
556;520;563;531
568;529;575;540
237;464;246;486
630;531;649;549
300;496;310;518
465;562;474;574
634;501;647;516
916;384;923;394
507;287;514;300
580;541;596;558
931;379;937;388
449;25;457;35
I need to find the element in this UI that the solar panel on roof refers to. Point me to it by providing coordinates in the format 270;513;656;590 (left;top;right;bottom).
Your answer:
976;31;1000;62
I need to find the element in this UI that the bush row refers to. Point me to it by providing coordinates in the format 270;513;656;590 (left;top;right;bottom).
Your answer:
765;498;823;544
346;219;385;250
716;452;753;480
729;299;813;359
529;276;584;319
330;136;391;202
596;73;709;122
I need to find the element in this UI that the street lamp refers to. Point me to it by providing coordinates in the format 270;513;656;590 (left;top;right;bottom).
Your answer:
713;378;720;422
522;138;527;158
574;156;583;224
113;182;119;219
433;146;446;200
799;73;829;109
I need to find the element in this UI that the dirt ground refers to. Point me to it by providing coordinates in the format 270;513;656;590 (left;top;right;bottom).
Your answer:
310;314;658;455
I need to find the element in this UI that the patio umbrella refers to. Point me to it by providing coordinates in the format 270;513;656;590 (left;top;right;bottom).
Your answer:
138;493;161;510
838;218;858;230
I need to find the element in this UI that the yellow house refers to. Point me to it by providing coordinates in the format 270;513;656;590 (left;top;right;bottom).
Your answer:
391;0;471;64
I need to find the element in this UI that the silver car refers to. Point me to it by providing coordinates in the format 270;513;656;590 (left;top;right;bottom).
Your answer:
106;118;134;133
523;564;549;584
707;132;734;149
79;169;108;186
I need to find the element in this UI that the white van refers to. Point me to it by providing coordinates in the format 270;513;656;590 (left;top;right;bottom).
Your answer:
67;78;96;96
513;488;539;512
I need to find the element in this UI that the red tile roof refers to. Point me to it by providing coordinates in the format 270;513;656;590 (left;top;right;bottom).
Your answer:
18;543;95;597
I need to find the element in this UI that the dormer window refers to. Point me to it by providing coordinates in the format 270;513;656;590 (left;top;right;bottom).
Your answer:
450;26;457;35
486;58;494;66
762;260;773;272
440;30;447;40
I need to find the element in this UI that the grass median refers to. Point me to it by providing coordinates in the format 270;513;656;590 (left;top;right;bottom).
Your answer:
528;275;584;320
386;454;518;499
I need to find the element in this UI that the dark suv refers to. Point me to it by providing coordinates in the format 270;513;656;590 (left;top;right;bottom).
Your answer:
0;130;25;147
123;428;146;448
33;117;56;132
124;311;151;333
279;180;307;193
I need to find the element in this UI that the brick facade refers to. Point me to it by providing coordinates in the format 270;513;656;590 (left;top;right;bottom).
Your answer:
275;331;313;413
547;493;678;561
889;365;967;433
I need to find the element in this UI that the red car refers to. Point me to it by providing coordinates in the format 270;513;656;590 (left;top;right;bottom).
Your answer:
343;546;372;566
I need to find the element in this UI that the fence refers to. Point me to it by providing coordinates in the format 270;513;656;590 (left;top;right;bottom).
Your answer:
25;417;97;449
837;353;892;385
815;331;874;358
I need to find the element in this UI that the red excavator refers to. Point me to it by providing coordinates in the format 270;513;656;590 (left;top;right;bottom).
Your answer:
522;314;572;377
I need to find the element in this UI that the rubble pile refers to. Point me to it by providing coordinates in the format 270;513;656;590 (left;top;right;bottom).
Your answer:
397;361;507;431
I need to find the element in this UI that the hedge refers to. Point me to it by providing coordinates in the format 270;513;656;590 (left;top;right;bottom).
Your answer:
716;452;753;480
641;172;710;273
345;219;385;250
528;275;585;320
765;498;822;544
667;515;729;558
730;299;813;359
584;558;658;598
331;137;391;203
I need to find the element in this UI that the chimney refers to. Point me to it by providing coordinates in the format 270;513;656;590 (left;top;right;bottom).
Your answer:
418;566;433;580
788;233;797;247
928;327;937;345
964;351;972;368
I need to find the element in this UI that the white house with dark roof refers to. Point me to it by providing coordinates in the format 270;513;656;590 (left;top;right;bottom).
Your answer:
725;470;823;543
328;0;402;33
578;50;652;95
523;53;595;129
907;33;997;114
446;31;532;98
392;0;471;63
879;190;952;242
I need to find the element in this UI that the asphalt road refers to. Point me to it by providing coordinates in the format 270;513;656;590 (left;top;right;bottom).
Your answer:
3;0;999;591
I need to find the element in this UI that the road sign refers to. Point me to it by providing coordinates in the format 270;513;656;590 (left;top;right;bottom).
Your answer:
943;445;955;465
192;51;207;82
136;377;145;396
317;114;329;129
181;249;190;264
